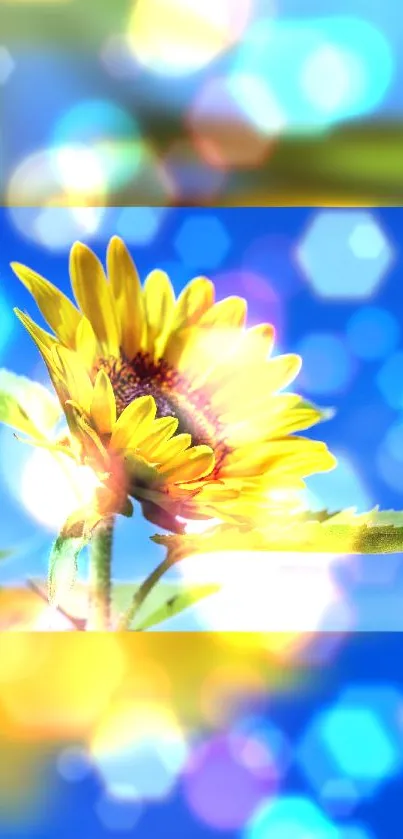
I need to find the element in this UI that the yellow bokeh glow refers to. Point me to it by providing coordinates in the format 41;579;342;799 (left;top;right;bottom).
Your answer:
7;145;107;208
90;698;188;801
127;0;252;76
0;635;127;737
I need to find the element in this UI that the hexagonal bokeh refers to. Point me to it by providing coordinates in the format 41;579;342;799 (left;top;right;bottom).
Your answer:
376;351;403;410
297;685;403;808
377;418;403;493
188;75;280;169
296;211;393;299
321;708;396;778
245;795;339;839
174;213;231;271
163;139;225;203
57;746;92;783
90;701;188;803
296;331;354;396
115;206;167;245
183;732;278;831
341;685;403;743
346;306;400;361
95;793;142;833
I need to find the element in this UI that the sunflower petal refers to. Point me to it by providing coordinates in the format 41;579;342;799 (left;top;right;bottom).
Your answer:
69;242;119;354
221;437;330;479
174;276;215;329
220;444;275;477
107;236;144;359
136;416;179;457
205;325;274;390
169;325;240;380
198;296;247;328
264;353;302;391
268;407;328;437
14;308;57;358
222;394;303;438
163;325;199;370
153;432;192;464
210;354;302;412
237;323;276;362
75;316;98;371
68;405;109;467
143;269;175;356
14;309;66;405
11;262;81;347
54;345;93;415
110;395;156;451
195;483;240;501
159;445;215;482
268;443;337;476
91;370;116;435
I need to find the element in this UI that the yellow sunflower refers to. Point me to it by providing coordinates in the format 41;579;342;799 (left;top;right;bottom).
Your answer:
11;236;336;535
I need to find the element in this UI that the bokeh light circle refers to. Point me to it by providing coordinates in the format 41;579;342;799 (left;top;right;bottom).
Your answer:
127;0;253;77
20;448;99;532
297;332;354;395
95;794;143;833
296;210;393;299
245;795;339;839
52;99;137;147
183;732;278;830
57;746;92;783
188;75;281;170
91;700;188;802
346;306;400;360
234;17;394;132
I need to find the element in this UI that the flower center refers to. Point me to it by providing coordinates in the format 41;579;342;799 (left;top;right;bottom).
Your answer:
97;352;220;448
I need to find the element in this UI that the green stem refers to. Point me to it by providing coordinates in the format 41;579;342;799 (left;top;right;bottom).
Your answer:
117;549;180;631
87;518;114;631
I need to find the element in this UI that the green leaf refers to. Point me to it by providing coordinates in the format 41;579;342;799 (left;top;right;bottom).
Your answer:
112;581;220;631
111;581;179;616
48;535;87;607
0;369;61;438
152;508;403;558
132;583;221;630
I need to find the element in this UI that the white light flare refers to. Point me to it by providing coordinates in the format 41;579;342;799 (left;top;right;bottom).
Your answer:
20;448;99;532
178;550;351;632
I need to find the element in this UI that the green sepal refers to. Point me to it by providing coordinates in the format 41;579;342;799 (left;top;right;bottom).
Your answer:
48;534;88;607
